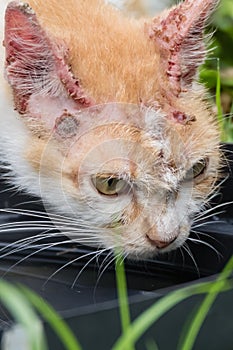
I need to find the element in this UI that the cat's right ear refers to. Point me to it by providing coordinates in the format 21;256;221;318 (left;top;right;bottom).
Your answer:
4;1;94;115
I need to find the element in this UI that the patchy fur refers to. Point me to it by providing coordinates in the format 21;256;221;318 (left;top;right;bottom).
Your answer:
0;0;221;258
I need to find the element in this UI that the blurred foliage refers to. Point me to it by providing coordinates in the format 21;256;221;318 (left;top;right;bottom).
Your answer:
201;0;233;94
200;0;233;141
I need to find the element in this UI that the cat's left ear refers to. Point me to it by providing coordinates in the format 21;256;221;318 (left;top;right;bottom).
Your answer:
147;0;219;97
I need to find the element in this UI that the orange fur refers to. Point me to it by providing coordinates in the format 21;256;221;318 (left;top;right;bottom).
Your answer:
21;0;220;202
23;1;217;134
1;0;222;257
27;0;162;104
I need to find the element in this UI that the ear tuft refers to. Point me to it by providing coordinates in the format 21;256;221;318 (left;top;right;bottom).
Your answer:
147;0;219;96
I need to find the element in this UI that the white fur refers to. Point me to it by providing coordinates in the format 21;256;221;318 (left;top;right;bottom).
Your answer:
0;0;220;259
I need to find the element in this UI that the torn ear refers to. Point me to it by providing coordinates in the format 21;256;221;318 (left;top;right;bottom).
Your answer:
147;0;219;96
4;1;93;114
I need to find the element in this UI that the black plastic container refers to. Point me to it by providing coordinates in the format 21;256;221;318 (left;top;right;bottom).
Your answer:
0;144;233;349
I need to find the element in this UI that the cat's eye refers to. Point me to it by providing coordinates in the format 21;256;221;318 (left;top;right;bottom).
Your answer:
185;158;208;181
92;175;131;196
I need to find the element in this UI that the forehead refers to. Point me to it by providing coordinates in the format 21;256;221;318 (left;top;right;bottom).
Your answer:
64;105;189;178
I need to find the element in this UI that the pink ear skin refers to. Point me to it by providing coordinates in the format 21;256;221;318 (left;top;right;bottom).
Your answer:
4;1;94;115
146;0;219;99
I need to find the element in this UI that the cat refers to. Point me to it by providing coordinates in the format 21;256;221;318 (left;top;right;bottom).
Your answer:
0;0;221;260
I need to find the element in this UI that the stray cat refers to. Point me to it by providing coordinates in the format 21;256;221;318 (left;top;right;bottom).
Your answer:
0;0;221;259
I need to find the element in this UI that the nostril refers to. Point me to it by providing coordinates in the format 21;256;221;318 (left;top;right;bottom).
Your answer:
146;235;177;249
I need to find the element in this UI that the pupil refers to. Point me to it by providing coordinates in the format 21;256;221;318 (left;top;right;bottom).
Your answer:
108;178;115;187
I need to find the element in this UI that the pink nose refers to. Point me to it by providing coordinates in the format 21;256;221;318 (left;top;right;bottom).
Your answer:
146;235;177;249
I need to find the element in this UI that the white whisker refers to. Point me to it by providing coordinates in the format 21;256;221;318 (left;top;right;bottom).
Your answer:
194;201;233;221
182;243;200;277
188;237;222;260
93;252;117;293
178;246;185;268
71;248;112;289
192;218;225;229
44;249;107;288
191;229;224;248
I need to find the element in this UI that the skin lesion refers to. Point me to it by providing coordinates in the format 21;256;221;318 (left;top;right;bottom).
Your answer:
1;0;221;258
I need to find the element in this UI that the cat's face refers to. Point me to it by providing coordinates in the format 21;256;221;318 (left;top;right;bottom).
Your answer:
33;102;219;258
2;0;220;258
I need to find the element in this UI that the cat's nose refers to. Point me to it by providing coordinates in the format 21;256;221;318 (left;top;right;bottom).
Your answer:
146;235;177;249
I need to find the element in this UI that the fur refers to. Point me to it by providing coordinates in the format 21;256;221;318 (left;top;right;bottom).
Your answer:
0;0;221;259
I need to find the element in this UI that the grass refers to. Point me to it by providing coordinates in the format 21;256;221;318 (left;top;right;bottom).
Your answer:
216;58;224;137
0;281;82;350
112;255;233;350
0;255;232;350
1;62;232;348
115;253;134;350
203;0;233;142
177;254;233;350
0;2;232;348
21;287;82;350
213;58;233;142
0;281;47;350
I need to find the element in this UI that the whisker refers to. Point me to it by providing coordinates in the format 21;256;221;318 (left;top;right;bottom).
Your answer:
14;199;43;207
0;235;71;260
0;229;101;259
0;208;104;232
1;237;85;278
178;246;185;268
71;248;111;289
190;229;225;249
182;243;200;277
192;218;226;228
194;201;233;220
0;223;56;232
44;249;106;288
187;237;222;260
93;252;117;294
0;208;78;225
0;230;65;257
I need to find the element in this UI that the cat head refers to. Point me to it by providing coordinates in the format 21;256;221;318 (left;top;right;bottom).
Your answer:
3;0;220;258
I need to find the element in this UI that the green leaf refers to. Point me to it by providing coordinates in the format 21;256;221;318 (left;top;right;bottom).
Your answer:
115;253;135;350
0;281;47;350
145;338;160;350
216;58;224;139
178;255;233;350
112;278;232;350
20;286;82;350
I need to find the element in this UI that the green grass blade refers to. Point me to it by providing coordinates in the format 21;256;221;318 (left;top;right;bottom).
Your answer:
216;58;223;121
0;281;47;350
227;103;233;142
21;286;82;350
146;338;160;350
115;254;135;350
112;278;232;350
178;255;233;350
215;58;225;141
